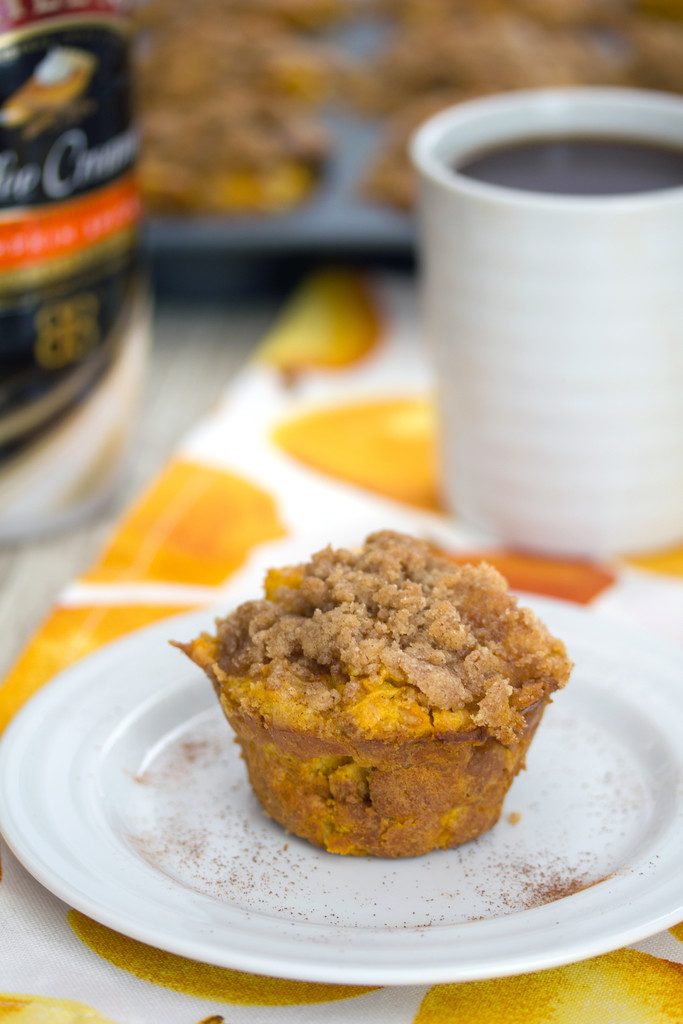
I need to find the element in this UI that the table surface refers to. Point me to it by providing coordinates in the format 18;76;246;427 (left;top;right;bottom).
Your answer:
0;299;277;680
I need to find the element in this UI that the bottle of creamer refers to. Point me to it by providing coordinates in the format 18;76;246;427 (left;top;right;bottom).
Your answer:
0;0;150;539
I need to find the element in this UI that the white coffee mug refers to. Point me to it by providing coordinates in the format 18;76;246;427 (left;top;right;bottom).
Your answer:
411;88;683;557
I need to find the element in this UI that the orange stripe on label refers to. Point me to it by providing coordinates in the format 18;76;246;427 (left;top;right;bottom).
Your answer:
0;174;140;270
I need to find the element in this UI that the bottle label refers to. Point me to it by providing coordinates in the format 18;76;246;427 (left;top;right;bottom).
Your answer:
0;1;146;536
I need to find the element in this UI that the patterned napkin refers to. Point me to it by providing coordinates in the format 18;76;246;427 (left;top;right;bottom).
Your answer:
1;271;682;1024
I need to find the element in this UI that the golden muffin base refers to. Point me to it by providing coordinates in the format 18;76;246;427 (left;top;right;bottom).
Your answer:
223;698;546;858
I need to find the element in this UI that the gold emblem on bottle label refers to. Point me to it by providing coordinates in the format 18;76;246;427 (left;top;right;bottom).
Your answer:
34;291;100;368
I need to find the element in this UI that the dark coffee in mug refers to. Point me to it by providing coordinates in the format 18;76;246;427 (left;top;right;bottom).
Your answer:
456;136;683;195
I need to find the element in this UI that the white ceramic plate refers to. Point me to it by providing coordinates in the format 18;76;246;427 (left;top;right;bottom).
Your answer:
1;594;682;986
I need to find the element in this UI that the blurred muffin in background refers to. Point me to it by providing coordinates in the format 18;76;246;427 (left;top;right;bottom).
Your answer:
134;2;341;212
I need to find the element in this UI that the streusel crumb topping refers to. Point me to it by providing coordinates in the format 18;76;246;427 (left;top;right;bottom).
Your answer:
214;531;571;742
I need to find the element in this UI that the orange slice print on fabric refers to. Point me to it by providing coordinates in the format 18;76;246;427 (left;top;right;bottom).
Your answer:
0;605;191;734
413;949;683;1024
84;459;286;586
68;912;376;1006
0;993;116;1022
273;398;440;511
626;545;683;579
258;270;381;376
443;550;615;605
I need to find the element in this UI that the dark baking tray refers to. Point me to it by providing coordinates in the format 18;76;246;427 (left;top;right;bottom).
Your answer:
143;18;416;294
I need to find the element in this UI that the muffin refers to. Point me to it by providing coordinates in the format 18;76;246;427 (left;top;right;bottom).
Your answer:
176;531;571;858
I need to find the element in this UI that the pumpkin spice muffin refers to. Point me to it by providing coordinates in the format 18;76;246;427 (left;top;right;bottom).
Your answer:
176;531;571;858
